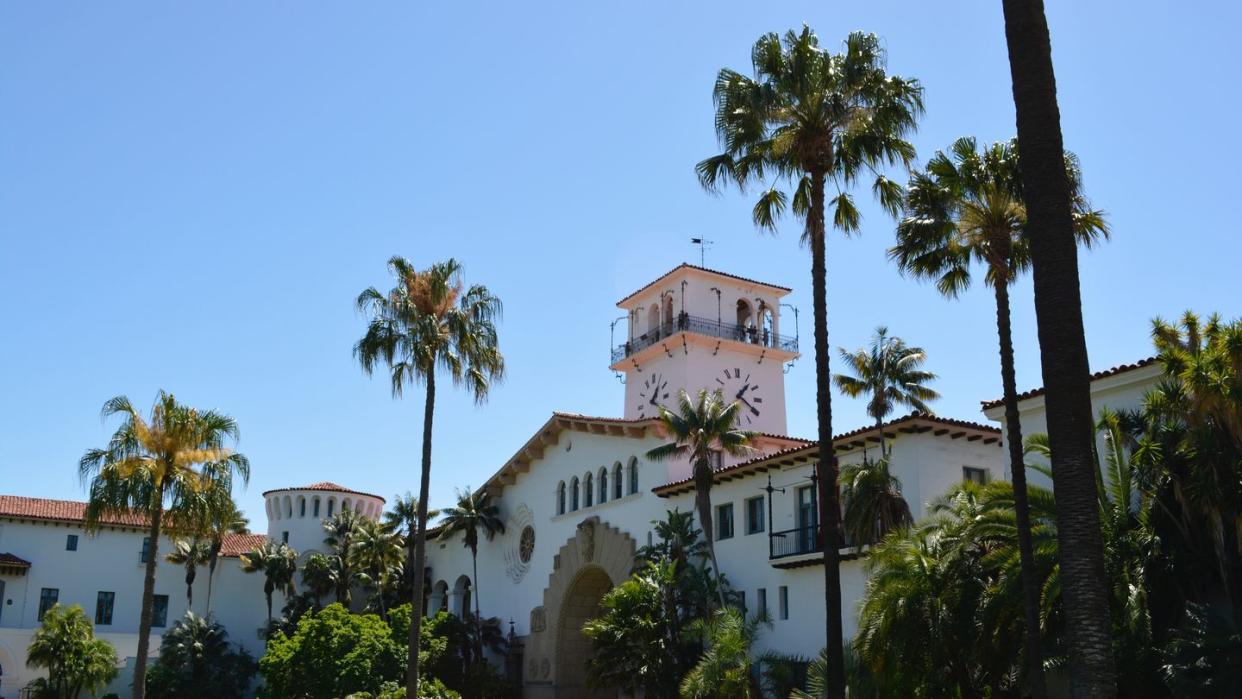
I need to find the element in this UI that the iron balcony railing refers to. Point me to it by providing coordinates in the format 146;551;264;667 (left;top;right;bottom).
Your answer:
612;313;798;363
769;524;822;559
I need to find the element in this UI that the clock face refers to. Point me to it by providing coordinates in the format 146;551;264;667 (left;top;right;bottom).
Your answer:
716;367;764;425
636;372;670;418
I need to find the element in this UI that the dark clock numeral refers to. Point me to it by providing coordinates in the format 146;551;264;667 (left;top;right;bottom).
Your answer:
754;397;763;403
734;368;741;378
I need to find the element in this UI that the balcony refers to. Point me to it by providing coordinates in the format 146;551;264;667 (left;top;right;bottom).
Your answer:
769;524;822;559
612;313;798;363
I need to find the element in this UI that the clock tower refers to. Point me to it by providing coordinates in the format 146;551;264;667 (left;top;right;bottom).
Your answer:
610;264;799;436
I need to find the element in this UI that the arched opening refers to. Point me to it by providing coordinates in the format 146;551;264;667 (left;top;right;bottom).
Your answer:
355;500;364;515
555;566;614;696
556;482;566;515
584;473;594;508
452;575;472;617
283;496;293;519
430;580;449;615
597;467;608;504
342;498;352;514
759;303;775;346
646;304;659;336
327;498;336;518
612;462;623;500
662;295;674;331
570;477;580;511
736;299;755;342
268;498;278;521
312;497;321;518
298;496;307;518
628;458;639;495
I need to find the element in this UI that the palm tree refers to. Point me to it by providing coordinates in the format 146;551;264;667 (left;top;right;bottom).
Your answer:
889;136;1108;694
697;29;923;694
79;391;248;699
840;458;913;548
322;509;362;606
439;486;506;658
355;256;505;698
646;388;755;605
833;327;940;458
196;491;249;617
1000;1;1118;694
25;604;119;699
680;607;768;699
165;538;212;611
240;540;298;624
383;492;439;607
350;518;405;619
300;553;337;610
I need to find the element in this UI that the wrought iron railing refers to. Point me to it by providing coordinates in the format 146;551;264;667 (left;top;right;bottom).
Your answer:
769;524;822;559
612;313;798;362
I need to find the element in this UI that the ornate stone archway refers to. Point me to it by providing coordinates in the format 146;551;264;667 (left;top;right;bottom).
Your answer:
522;516;636;698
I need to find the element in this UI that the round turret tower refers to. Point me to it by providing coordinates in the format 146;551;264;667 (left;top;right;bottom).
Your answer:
260;482;385;557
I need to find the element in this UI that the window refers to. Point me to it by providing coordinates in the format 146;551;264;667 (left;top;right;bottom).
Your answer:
963;466;988;485
96;591;115;625
628;458;639;495
598;468;608;504
327;499;335;518
737;590;747;614
282;531;289;544
745;497;765;535
140;537;151;563
152;594;169;628
38;588;59;621
757;588;767;616
613;463;623;500
779;586;789;620
313;498;321;517
716;503;735;540
570;477;580;511
584;473;594;507
299;498;306;517
66;534;79;551
556;481;566;515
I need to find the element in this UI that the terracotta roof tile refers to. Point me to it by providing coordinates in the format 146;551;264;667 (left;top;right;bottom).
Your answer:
0;495;148;527
219;533;271;558
261;482;386;502
0;552;31;568
980;357;1159;410
616;263;792;306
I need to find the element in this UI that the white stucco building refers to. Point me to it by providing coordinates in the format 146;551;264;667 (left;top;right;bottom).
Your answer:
0;263;1162;699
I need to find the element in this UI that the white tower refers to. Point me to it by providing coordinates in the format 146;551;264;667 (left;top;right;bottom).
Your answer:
610;264;799;436
262;482;385;558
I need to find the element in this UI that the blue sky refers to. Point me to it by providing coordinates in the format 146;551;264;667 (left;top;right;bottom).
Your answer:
2;2;1238;525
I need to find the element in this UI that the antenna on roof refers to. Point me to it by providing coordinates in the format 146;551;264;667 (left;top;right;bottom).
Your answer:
690;237;714;266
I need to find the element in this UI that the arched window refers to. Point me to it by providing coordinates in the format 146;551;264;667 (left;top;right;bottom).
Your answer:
284;496;293;519
298;496;306;518
613;462;623;499
662;295;674;330
598;467;608;504
628;458;639;495
760;304;775;346
342;498;352;514
736;299;755;342
327;498;335;518
647;304;660;335
270;498;279;521
584;473;594;507
556;481;566;515
570;477;580;511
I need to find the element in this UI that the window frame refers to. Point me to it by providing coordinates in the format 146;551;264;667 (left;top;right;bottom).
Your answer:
744;496;765;535
716;502;735;540
140;536;151;563
65;534;79;551
95;591;115;626
628;458;639;495
38;588;59;621
779;585;789;620
963;466;989;485
152;594;169;628
757;587;767;616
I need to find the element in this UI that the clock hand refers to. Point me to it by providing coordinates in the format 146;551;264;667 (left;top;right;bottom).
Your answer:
734;383;750;399
738;396;760;416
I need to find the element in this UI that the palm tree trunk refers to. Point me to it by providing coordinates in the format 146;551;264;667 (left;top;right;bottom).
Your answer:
692;458;727;607
206;553;218;617
1001;2;1116;695
407;371;436;697
266;589;273;624
995;281;1048;697
809;168;846;699
132;487;164;699
472;547;484;661
875;415;885;461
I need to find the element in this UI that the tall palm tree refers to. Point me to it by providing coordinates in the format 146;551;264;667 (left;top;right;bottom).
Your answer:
165;538;212;611
350;518;405;619
889;135;1108;695
1000;2;1118;692
697;29;923;694
833;327;940;458
439;486;505;658
355;256;505;698
240;540;298;624
646;388;755;605
197;494;248;617
840;458;912;548
322;509;362;606
79;391;249;699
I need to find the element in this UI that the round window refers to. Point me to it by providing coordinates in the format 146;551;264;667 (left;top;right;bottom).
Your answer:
519;525;536;563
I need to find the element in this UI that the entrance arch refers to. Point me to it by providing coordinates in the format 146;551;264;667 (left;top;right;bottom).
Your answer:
554;566;613;696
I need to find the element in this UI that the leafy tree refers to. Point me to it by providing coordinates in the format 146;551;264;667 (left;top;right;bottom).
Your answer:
79;391;248;699
383;492;439;606
583;561;687;697
697;28;923;695
646;388;754;604
1000;0;1117;693
840;457;912;548
890;134;1107;694
164;538;211;610
301;552;338;610
25;604;118;699
145;612;256;699
240;540;298;623
355;257;505;699
833;327;939;458
680;607;768;699
351;517;405;619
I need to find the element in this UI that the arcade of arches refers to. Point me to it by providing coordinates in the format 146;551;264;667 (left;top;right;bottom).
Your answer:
521;517;635;698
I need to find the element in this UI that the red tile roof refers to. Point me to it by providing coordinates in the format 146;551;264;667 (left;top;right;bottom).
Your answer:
0;552;31;568
261;482;386;502
980;357;1159;410
219;533;271;558
616;263;792;306
0;495;149;527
